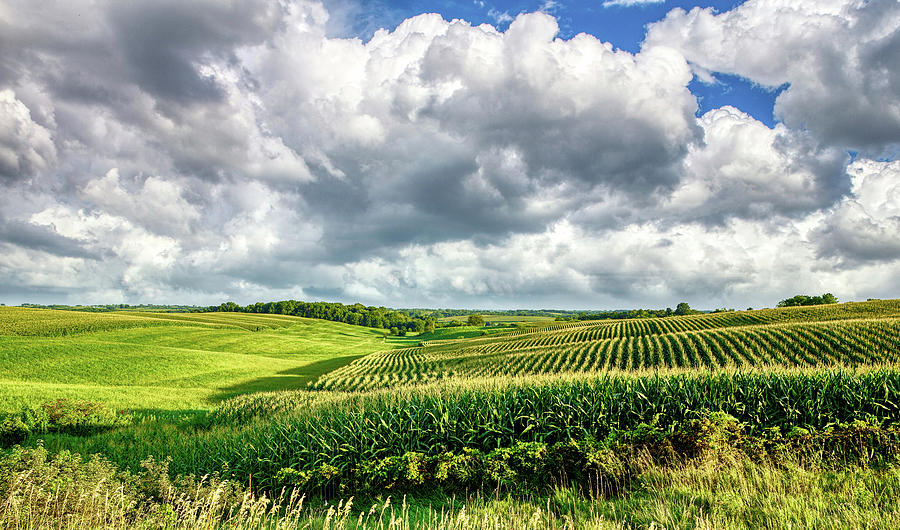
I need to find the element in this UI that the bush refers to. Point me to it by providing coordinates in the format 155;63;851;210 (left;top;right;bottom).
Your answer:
0;399;130;447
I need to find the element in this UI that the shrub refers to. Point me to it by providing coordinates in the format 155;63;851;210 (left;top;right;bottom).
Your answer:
0;399;131;447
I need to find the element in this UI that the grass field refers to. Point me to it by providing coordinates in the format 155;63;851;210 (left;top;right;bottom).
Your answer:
0;307;416;411
4;300;900;528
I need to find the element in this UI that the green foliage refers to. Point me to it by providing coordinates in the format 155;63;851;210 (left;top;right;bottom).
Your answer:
0;399;130;447
0;444;257;529
674;302;701;316
467;314;486;327
206;413;900;499
213;298;435;332
778;293;840;307
4;442;900;529
44;369;898;495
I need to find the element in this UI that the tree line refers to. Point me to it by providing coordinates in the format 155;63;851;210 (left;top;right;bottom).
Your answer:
214;300;436;333
777;293;838;307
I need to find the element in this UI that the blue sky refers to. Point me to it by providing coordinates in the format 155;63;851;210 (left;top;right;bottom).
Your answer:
328;0;785;126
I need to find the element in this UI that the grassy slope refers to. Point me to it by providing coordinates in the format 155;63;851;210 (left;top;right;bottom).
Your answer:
0;308;411;412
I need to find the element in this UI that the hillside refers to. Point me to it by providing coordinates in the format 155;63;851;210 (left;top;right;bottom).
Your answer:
5;302;900;528
0;307;414;411
312;299;900;391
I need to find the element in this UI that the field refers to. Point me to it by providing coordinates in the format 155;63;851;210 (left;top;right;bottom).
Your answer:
314;300;900;391
3;300;900;528
0;307;417;411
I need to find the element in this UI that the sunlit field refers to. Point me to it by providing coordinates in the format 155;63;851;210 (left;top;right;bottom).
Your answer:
3;301;900;528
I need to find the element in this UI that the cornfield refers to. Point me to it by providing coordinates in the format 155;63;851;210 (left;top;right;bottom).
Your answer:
312;299;900;391
188;369;900;491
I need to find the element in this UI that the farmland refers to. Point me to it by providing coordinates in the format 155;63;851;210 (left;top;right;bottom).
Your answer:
0;307;415;411
2;300;900;528
314;299;900;391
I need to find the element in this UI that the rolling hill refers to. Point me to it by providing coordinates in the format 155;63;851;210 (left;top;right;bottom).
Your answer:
0;307;412;411
312;299;900;391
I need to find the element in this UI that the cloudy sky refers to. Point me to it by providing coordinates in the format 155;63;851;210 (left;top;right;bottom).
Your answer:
1;0;898;310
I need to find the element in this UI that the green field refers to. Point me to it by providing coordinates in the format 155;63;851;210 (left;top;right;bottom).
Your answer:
4;300;900;528
0;307;417;411
314;300;900;391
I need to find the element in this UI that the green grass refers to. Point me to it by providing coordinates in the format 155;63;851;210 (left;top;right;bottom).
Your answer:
5;442;899;529
0;308;409;412
415;326;509;341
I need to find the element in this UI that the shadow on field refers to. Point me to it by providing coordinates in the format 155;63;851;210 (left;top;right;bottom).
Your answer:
213;354;365;401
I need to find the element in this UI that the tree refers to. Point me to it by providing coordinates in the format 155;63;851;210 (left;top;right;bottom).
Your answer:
777;293;839;307
674;302;693;316
467;314;485;326
218;301;240;312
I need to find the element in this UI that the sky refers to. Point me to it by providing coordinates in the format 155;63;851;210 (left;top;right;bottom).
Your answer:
0;0;898;310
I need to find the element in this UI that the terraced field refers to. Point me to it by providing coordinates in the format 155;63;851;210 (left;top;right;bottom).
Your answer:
312;300;900;391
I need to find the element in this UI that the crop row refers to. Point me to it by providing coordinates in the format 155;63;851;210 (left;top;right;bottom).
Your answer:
460;300;900;355
312;319;900;391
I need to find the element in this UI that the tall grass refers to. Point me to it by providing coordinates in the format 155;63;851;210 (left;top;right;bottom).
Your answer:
4;443;900;529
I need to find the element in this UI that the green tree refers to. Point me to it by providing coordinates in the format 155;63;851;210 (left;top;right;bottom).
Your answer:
777;293;838;307
467;314;485;326
674;302;693;316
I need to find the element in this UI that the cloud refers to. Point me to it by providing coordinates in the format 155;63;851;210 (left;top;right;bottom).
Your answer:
106;0;285;104
0;90;57;182
0;0;898;306
81;169;201;237
813;159;900;264
338;216;888;309
645;0;900;153
0;217;96;259
603;0;664;7
664;106;847;224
